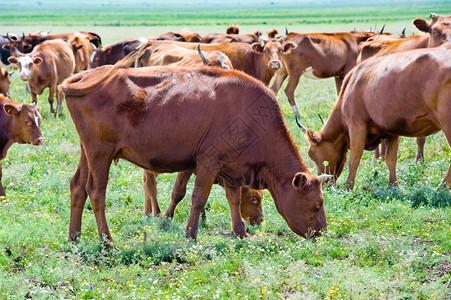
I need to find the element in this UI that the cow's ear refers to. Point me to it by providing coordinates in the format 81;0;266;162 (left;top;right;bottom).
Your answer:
250;43;264;52
292;172;314;191
3;104;21;116
33;57;43;65
306;129;321;144
23;44;32;52
2;44;10;51
7;56;18;64
3;71;8;78
283;42;297;53
105;46;112;54
413;18;430;33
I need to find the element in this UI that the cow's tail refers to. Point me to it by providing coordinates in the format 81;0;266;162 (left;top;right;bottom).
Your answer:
61;43;150;97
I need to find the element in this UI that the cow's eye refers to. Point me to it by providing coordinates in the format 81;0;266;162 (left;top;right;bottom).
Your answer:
25;120;32;126
251;197;260;205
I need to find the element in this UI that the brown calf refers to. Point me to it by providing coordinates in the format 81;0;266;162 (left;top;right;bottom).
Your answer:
8;39;75;114
0;96;44;196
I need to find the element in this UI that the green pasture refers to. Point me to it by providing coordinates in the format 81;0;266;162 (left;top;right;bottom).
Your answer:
0;1;451;299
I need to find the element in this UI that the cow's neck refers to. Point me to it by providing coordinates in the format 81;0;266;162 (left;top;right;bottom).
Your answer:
251;52;274;86
321;103;348;149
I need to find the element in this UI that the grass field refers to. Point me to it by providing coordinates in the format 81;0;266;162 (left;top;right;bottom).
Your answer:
0;1;451;299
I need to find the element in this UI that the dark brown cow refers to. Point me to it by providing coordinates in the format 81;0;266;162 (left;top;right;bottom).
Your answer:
0;97;44;196
302;44;451;189
0;65;10;97
271;30;375;117
8;39;75;114
142;170;264;226
227;25;240;34
200;33;259;44
136;43;233;70
16;31;101;54
153;32;185;42
138;38;296;85
62;61;329;246
90;39;138;68
177;30;202;43
268;29;278;38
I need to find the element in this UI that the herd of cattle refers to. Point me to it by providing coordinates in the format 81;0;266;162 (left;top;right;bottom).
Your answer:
0;13;450;246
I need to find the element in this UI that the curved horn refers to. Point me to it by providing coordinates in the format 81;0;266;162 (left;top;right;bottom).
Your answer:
380;24;385;34
318;114;325;125
217;53;224;63
401;27;406;38
258;33;267;46
317;174;334;182
6;32;11;42
295;116;307;133
22;32;25;40
197;44;207;62
279;27;288;42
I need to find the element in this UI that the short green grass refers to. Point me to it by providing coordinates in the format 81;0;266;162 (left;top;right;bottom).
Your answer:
0;2;451;299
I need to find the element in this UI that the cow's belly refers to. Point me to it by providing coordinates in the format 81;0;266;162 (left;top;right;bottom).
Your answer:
382;117;441;137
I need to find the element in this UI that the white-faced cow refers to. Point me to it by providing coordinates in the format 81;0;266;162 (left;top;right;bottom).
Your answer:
0;96;44;197
8;39;75;114
301;44;451;190
61;57;329;246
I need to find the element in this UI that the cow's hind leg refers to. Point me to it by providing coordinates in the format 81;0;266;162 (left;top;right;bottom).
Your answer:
185;166;216;241
69;146;89;242
56;84;64;115
142;170;160;216
165;170;193;218
416;137;426;161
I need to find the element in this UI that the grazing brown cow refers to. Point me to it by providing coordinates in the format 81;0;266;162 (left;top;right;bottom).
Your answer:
0;65;10;97
90;39;138;68
142;170;264;226
67;32;97;73
302;44;451;189
62;61;329;246
357;14;451;161
271;30;374;117
139;37;296;86
136;43;233;70
0;97;44;196
8;39;75;114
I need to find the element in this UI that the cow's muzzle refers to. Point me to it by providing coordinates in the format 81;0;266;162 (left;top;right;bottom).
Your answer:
268;60;281;70
32;136;45;145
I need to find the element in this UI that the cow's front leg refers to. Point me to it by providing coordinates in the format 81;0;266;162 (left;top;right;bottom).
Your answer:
0;163;5;197
224;184;249;239
385;135;401;187
142;170;160;216
345;126;367;190
48;84;56;114
185;166;216;241
69;146;89;242
56;84;64;115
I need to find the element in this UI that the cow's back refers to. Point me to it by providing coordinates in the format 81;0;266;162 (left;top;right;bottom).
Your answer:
33;39;75;83
63;66;282;174
342;44;451;136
